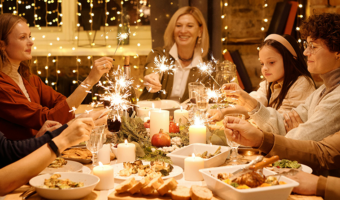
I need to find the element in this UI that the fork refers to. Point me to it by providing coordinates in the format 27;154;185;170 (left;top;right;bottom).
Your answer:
19;187;36;200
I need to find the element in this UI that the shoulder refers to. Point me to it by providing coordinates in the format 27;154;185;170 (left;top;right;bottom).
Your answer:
29;74;44;86
291;76;314;89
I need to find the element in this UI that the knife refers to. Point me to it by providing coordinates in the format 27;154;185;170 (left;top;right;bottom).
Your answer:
228;155;263;178
229;155;279;181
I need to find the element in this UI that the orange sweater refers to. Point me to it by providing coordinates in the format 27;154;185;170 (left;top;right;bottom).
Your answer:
0;72;74;140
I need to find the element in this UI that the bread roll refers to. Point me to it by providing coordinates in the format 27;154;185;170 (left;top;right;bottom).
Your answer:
171;186;191;200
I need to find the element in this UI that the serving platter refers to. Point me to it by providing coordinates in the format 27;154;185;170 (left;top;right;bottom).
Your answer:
111;161;183;181
40;160;83;174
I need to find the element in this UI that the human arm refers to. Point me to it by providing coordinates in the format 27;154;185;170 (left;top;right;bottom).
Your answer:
142;50;164;93
0;118;94;195
224;116;340;171
0;123;68;169
286;172;340;199
35;120;62;138
207;105;249;122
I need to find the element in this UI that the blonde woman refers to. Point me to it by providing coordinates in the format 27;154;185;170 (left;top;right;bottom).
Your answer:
139;6;210;103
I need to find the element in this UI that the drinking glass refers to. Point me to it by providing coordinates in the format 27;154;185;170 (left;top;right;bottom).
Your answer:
225;114;246;165
188;82;205;104
196;93;209;119
86;125;105;166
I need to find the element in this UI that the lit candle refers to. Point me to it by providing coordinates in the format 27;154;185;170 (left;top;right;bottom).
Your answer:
150;109;169;139
117;139;136;163
174;106;189;125
184;153;204;181
137;107;152;119
189;117;206;144
93;162;115;190
97;144;111;165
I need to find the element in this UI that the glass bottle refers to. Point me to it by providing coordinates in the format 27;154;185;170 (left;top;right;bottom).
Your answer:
117;7;130;45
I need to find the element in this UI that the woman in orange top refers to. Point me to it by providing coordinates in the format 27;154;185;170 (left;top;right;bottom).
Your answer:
0;14;113;140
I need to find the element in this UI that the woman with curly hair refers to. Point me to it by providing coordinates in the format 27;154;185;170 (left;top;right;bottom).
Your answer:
222;13;340;141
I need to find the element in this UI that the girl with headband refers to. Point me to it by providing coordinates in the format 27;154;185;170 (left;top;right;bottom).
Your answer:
223;13;340;142
208;34;315;120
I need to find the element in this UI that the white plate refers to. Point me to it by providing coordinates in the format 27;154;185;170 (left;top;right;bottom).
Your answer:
266;163;313;174
112;161;183;180
137;100;180;110
30;172;99;200
82;166;91;174
40;160;83;174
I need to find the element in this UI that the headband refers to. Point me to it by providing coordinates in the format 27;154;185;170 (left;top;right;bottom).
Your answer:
264;34;297;58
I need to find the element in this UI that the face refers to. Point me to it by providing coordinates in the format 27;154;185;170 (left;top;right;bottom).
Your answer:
259;45;285;83
303;36;339;75
174;14;201;48
5;21;34;65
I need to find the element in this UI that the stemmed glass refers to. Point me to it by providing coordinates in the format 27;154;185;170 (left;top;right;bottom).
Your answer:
196;91;209;120
188;82;205;104
86;125;105;166
225;114;246;165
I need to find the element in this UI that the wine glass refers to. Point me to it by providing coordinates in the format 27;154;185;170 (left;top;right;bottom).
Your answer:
225;114;246;165
196;92;209;119
188;82;205;104
86;125;105;166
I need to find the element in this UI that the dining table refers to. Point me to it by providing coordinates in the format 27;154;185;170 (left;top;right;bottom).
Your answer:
1;104;324;200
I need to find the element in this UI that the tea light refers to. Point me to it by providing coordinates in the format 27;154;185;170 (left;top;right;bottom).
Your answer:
150;109;169;139
174;106;189;125
184;153;204;181
117;140;136;163
97;144;110;165
189;117;206;144
137;107;152;119
93;162;115;190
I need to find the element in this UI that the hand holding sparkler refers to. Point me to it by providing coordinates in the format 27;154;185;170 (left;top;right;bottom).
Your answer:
85;57;113;86
144;72;162;93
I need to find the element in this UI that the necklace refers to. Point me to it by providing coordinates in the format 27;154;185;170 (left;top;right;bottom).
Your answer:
178;53;193;62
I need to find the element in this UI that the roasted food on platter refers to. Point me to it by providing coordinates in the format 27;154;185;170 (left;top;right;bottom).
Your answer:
217;172;286;189
114;177;214;199
191;146;221;159
61;148;92;160
40;174;84;189
47;157;67;168
118;160;174;178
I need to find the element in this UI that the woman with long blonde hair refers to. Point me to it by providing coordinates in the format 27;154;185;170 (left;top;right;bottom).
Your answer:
139;6;210;102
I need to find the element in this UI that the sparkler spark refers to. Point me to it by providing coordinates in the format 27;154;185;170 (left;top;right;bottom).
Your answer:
197;62;220;87
69;107;77;113
154;55;175;74
206;88;221;102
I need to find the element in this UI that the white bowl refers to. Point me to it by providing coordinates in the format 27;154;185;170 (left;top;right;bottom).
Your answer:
199;165;299;200
137;100;181;116
29;172;99;199
167;144;230;169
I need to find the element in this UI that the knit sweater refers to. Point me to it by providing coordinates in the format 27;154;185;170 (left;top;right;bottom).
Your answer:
249;68;340;141
249;76;315;114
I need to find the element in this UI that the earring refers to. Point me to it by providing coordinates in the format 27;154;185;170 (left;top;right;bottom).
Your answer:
197;37;202;45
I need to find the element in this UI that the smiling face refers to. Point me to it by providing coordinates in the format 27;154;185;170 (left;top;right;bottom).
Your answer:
174;14;201;48
303;36;339;75
4;21;33;65
259;45;285;83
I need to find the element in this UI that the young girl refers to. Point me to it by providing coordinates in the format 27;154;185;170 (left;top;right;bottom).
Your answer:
208;34;315;121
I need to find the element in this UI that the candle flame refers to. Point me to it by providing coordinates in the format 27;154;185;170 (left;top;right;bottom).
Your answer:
152;103;155;109
180;106;183;111
148;111;150;117
192;153;195;158
125;139;128;145
159;108;162;112
99;162;103;166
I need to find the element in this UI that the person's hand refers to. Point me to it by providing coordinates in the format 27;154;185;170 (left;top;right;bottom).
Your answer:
53;118;95;152
223;116;264;147
144;73;162;93
207;109;224;122
285;171;318;195
35;120;62;138
85;57;113;86
72;109;110;126
222;83;258;112
284;110;303;132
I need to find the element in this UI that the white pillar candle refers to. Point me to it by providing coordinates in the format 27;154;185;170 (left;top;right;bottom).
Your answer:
189;125;207;144
137;107;152;118
93;163;115;190
150;109;169;139
97;144;111;165
184;153;204;181
117;140;136;163
174;107;189;125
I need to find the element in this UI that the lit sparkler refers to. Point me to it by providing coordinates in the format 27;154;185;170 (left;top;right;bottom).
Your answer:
114;32;130;55
197;62;220;87
206;88;221;103
154;55;175;75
